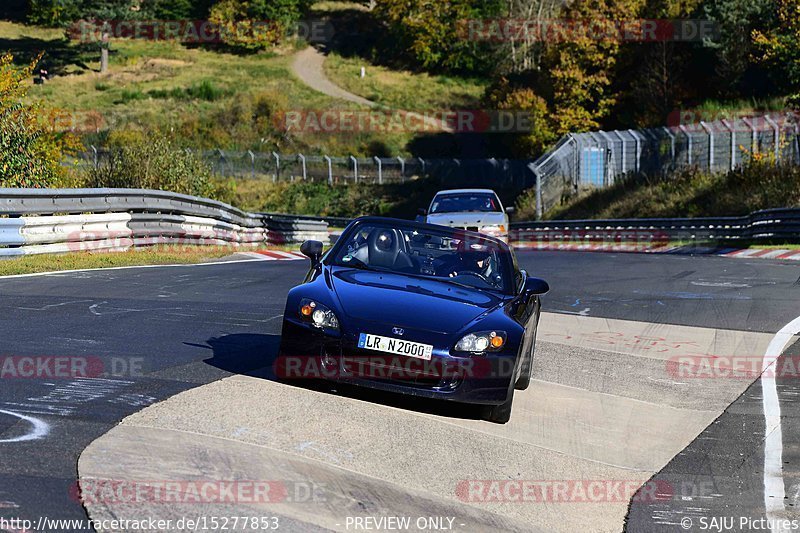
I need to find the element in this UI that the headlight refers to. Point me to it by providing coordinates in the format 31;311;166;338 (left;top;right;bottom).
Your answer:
480;225;506;234
299;299;339;330
454;331;506;353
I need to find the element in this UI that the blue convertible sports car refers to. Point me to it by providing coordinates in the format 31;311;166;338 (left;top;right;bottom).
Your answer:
277;217;548;423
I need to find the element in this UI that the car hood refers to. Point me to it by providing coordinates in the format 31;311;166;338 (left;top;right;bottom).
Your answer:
426;212;507;227
330;267;505;333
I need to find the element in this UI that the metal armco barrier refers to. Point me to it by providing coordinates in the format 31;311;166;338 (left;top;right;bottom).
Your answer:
0;188;329;256
509;207;800;244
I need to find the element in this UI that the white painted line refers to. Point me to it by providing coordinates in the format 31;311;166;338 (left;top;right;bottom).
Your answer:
0;409;50;442
0;258;271;281
762;316;800;532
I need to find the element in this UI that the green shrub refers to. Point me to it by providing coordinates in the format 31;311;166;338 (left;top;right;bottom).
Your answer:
86;130;215;197
0;53;79;187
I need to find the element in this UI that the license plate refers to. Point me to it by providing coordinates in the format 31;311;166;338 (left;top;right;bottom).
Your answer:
358;333;433;360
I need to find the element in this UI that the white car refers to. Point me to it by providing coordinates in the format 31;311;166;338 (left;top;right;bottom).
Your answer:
420;189;512;241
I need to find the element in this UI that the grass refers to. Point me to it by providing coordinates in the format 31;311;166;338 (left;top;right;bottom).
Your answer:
514;160;800;222
0;20;418;155
0;244;298;276
324;52;487;111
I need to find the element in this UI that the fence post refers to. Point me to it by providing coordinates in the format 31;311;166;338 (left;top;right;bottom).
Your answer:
628;130;642;172
272;152;280;182
324;155;333;185
350;155;358;183
419;158;426;177
722;119;736;170
374;156;382;184
764;115;780;162
533;165;543;220
662;127;676;162
679;125;692;166
700;121;714;170
613;131;627;173
298;153;307;180
742;117;756;160
90;145;98;169
247;150;255;179
397;156;405;178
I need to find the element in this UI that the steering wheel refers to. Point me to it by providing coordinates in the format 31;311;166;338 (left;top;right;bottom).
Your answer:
452;270;492;285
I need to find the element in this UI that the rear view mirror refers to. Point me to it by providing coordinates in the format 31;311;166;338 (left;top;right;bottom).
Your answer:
300;240;323;265
524;277;549;296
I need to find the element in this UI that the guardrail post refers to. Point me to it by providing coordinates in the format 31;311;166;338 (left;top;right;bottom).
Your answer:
91;145;98;169
419;158;426;178
298;153;307;181
272;152;280;182
324;155;333;185
679;125;692;166
247;150;255;179
397;156;405;178
764;115;780;162
350;155;358;183
700;121;714;170
374;157;382;184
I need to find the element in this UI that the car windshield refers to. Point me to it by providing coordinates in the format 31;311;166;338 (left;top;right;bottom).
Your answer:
330;222;513;293
429;193;501;214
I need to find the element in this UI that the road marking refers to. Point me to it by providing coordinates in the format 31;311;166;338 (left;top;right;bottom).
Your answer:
0;409;50;443
0;258;270;280
762;315;800;532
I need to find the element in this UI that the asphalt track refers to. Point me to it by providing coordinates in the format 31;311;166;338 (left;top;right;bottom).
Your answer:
0;250;799;532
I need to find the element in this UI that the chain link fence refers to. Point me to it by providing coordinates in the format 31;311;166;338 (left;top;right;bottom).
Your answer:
75;148;538;190
530;112;800;218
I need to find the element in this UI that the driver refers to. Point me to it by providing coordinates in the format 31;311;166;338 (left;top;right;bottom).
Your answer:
437;243;496;281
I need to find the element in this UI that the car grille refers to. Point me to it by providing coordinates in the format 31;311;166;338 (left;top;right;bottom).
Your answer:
339;347;462;390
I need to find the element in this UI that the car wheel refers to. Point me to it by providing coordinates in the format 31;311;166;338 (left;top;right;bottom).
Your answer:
514;348;532;391
483;389;514;424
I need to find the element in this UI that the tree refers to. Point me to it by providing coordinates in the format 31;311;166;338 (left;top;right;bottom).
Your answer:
208;0;314;49
539;0;644;134
0;53;79;187
753;0;800;106
374;0;504;73
702;0;772;96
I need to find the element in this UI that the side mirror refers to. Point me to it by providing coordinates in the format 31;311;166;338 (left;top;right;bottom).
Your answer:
415;208;427;223
505;206;515;214
524;277;549;296
300;240;323;265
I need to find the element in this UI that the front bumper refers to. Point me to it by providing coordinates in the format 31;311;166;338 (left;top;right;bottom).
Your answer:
277;318;516;405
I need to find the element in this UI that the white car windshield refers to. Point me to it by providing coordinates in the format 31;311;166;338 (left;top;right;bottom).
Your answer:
430;193;501;214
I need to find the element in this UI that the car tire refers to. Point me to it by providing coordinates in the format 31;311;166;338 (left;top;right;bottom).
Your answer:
515;349;532;391
483;389;514;424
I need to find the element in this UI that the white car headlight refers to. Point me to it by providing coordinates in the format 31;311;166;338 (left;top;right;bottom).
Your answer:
299;299;339;330
480;225;507;234
455;331;506;353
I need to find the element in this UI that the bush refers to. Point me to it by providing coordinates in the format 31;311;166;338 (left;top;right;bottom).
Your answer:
86;130;215;197
208;0;314;50
0;53;79;187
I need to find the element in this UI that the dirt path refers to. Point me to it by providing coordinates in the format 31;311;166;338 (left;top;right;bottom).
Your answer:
290;46;454;133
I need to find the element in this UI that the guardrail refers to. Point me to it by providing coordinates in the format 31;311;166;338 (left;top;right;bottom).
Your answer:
509;208;800;244
0;188;329;257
